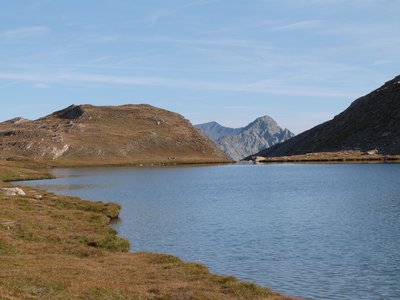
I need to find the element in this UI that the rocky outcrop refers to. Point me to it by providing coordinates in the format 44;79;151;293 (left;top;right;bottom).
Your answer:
250;75;400;158
3;117;31;125
48;105;92;120
0;104;228;165
2;187;25;196
196;116;294;161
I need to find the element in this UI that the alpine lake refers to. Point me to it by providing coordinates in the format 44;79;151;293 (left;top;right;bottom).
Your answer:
22;163;400;300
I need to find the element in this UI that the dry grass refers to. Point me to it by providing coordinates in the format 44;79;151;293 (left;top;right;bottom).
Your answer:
0;163;295;300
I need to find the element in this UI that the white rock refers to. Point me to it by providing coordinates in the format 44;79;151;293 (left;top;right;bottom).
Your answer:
2;187;26;196
367;149;379;155
51;144;70;159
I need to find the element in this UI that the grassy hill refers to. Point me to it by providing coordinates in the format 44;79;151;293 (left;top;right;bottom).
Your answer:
0;104;228;166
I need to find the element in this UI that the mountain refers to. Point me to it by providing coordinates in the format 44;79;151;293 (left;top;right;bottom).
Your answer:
195;121;242;142
250;75;400;158
0;104;228;165
196;116;295;161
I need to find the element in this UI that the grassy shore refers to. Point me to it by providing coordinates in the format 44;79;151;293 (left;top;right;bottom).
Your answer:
0;161;293;299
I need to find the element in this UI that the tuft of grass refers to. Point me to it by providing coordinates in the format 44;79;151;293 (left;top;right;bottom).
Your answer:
147;253;181;265
233;282;275;298
0;239;16;255
9;277;65;298
85;236;130;252
215;275;237;284
87;287;128;300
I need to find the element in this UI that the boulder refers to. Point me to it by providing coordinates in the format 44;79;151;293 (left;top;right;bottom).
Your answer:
2;187;26;196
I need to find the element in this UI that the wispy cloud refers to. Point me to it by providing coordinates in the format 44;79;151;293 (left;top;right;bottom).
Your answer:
143;0;222;24
85;35;121;44
32;83;49;89
145;9;176;24
136;36;273;50
1;26;50;39
0;71;361;98
185;0;222;7
270;20;321;31
0;81;20;89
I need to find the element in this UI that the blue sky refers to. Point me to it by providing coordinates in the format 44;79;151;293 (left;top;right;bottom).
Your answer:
1;0;399;133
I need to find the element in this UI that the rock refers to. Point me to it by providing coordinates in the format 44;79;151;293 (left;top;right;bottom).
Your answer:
2;187;26;196
251;156;265;162
1;220;16;230
2;117;30;125
1;221;16;226
367;149;379;155
34;195;43;200
51;144;69;160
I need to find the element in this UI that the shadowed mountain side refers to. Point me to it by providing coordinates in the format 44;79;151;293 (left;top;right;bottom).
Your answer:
0;104;228;165
248;75;400;159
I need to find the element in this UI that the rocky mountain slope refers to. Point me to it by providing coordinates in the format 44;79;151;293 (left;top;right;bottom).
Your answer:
0;104;228;165
195;121;243;142
196;116;294;160
250;75;400;158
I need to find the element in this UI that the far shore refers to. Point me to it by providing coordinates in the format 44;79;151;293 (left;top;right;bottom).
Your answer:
249;150;400;164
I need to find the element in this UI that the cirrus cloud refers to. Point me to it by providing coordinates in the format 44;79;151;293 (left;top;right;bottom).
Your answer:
1;26;50;39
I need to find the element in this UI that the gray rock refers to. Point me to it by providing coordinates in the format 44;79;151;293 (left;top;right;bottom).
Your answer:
2;187;26;196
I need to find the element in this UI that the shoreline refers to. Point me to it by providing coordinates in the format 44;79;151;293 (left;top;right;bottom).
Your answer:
250;151;400;164
0;161;295;299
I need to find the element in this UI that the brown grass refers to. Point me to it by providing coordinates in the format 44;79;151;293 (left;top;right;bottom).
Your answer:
0;162;295;300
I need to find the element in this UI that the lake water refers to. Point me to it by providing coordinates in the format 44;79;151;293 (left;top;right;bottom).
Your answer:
22;164;400;299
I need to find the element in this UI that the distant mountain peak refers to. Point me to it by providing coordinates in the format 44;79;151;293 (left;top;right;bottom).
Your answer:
202;121;221;127
244;115;278;129
254;115;275;122
196;115;294;160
